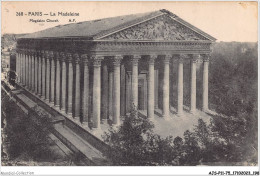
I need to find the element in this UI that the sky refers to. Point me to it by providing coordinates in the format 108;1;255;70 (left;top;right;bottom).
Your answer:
1;1;258;42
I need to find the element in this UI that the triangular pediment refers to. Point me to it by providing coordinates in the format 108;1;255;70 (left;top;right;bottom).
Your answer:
97;14;212;41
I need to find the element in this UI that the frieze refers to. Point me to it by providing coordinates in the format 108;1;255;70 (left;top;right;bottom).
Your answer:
94;41;211;53
101;15;208;41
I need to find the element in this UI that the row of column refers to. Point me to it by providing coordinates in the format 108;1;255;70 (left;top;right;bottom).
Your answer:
16;49;209;130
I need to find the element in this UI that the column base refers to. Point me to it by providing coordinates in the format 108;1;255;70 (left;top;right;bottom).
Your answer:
101;119;108;124
112;123;120;129
91;127;102;135
162;114;170;120
202;108;209;113
190;109;197;115
54;105;60;111
67;113;73;118
81;122;89;129
45;99;50;104
177;112;183;117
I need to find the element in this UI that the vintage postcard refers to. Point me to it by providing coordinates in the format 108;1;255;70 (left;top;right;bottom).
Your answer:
1;1;258;175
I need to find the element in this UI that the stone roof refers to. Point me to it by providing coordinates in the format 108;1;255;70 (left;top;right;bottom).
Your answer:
20;9;216;41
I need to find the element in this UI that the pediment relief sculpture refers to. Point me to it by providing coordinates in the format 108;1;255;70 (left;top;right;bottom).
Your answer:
102;15;208;41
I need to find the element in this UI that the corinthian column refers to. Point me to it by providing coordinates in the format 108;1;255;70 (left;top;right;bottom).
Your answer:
34;52;38;93
41;51;46;99
61;53;67;112
82;54;89;124
74;54;81;120
45;52;50;102
147;55;156;119
162;55;170;119
67;53;73;117
177;55;184;116
16;52;19;83
28;51;31;89
19;51;23;84
108;69;113;120
32;51;35;92
131;55;140;109
50;52;55;105
202;54;210;112
112;56;122;126
26;51;30;88
92;56;103;129
101;63;109;123
190;54;199;113
38;52;42;97
55;52;61;108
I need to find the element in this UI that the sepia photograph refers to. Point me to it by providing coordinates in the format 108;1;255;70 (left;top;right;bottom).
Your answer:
1;1;258;175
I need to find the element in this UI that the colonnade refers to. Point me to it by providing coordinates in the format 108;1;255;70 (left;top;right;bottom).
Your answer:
16;49;210;129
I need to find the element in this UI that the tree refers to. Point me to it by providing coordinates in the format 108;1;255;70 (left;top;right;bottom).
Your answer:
102;107;181;166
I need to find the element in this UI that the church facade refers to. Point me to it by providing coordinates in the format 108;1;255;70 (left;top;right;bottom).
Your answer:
15;9;216;130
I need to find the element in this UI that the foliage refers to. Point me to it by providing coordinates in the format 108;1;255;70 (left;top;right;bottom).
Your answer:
2;92;55;161
209;42;258;164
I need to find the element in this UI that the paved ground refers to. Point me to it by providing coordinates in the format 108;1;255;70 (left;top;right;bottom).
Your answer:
80;106;213;140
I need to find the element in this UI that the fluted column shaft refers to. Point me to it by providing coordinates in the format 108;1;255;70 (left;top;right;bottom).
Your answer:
92;57;103;129
162;56;170;119
147;56;155;119
101;64;109;122
82;55;89;124
113;56;122;126
32;53;35;92
34;55;38;93
131;56;139;109
202;54;209;111
108;71;113;119
24;52;27;86
61;54;67;112
42;53;46;99
74;54;81;119
50;54;55;104
38;55;42;96
190;55;198;113
46;54;50;101
177;56;184;115
19;52;23;84
26;53;30;88
67;54;73;116
29;53;32;90
55;54;61;107
16;52;19;83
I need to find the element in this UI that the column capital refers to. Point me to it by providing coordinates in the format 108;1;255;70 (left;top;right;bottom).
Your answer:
66;53;73;63
54;51;60;59
173;54;185;63
48;51;54;59
163;55;171;64
201;54;211;62
44;50;50;59
73;53;80;64
190;54;200;63
91;56;103;67
81;54;88;65
113;55;123;66
28;49;36;56
59;52;66;61
148;55;157;65
131;55;140;66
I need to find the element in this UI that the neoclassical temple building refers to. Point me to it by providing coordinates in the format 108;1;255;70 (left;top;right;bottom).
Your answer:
16;9;216;130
